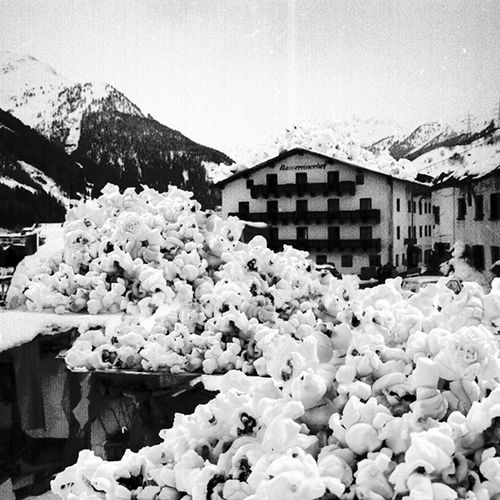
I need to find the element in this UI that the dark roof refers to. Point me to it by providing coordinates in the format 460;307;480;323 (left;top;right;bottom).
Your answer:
432;164;500;189
215;147;428;188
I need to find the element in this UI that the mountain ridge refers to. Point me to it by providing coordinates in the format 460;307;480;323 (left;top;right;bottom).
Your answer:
0;51;233;221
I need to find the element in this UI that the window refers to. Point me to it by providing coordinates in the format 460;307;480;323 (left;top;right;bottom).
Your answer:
408;200;412;213
402;254;406;266
296;172;307;185
433;206;440;224
239;201;249;214
412;226;416;238
475;195;484;220
328;198;339;212
327;171;339;186
457;198;466;220
419;226;422;238
467;192;473;206
328;226;340;241
429;225;432;237
472;245;485;270
341;255;353;267
396;226;401;239
266;173;277;187
419;201;422;215
413;201;416;213
490;193;500;220
369;254;381;267
270;226;279;242
297;227;308;241
408;225;412;238
360;226;372;240
296;199;308;214
267;200;278;214
356;173;364;185
316;254;327;265
246;179;254;189
395;254;399;267
360;198;372;210
396;198;401;212
424;226;427;237
492;246;500;264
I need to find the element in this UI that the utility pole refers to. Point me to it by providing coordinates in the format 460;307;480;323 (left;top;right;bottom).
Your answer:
466;112;472;137
496;96;500;128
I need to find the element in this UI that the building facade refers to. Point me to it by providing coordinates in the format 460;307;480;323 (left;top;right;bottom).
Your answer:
432;168;500;273
218;149;434;277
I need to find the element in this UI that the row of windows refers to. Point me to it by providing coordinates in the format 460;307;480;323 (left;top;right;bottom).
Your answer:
457;193;500;221
249;171;365;189
395;198;432;215
316;254;381;268
394;225;433;239
238;198;374;213
273;226;375;240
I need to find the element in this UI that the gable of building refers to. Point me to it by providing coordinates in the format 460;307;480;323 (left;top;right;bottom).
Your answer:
216;148;428;189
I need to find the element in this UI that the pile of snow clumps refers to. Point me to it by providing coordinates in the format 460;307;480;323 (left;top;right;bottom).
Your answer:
7;184;500;499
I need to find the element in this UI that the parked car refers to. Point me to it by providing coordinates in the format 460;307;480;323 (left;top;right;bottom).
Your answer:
401;275;462;296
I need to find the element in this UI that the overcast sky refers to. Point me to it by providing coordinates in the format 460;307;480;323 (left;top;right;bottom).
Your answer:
2;0;499;154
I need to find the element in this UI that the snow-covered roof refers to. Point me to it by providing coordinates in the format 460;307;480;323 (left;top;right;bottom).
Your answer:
216;147;428;187
408;128;500;187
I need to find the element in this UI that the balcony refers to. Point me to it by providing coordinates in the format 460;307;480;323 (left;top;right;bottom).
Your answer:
327;209;381;224
274;238;381;252
404;237;417;246
229;209;381;225
250;181;356;199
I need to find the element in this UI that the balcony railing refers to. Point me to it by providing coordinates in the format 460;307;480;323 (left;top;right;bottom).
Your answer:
272;238;382;252
250;181;356;199
229;209;381;225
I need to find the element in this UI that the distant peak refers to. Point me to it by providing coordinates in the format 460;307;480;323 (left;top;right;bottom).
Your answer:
0;51;60;77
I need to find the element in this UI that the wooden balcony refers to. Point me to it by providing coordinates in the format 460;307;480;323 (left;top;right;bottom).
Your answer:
229;208;381;225
250;181;356;199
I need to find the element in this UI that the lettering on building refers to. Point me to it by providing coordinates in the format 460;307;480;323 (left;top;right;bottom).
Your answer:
279;163;327;171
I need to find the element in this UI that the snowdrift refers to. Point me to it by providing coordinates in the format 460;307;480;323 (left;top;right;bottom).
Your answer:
8;184;500;499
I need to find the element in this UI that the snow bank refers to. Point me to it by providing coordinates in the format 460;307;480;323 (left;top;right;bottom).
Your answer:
35;185;500;500
0;310;118;353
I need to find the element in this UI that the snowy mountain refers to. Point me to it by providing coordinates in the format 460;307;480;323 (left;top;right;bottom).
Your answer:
0;51;233;207
406;123;500;184
216;115;498;186
0;51;143;153
368;117;494;161
0;108;86;227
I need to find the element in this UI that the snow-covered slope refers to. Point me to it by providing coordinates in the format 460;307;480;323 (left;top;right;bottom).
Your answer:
0;51;233;208
0;51;144;153
409;127;500;183
216;117;499;186
0;52;63;130
0;108;85;227
218;120;416;183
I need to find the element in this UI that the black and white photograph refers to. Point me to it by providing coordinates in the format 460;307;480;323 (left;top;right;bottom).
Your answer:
1;1;500;499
